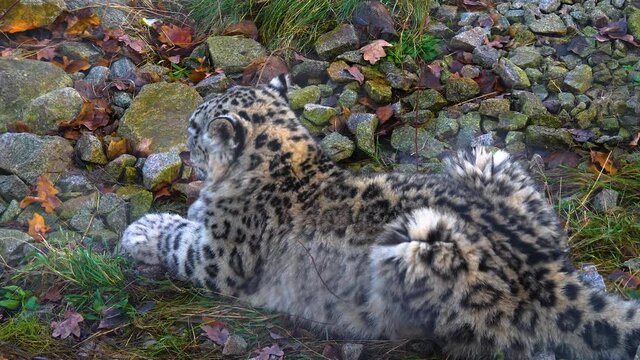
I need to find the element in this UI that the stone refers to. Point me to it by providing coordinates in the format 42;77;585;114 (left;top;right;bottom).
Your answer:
460;65;481;78
84;66;110;86
76;133;108;165
575;105;599;128
288;86;321;110
338;89;358;108
336;50;366;64
494;58;531;89
57;174;95;194
530;113;562;128
116;185;153;221
206;36;266;74
497;111;529;131
142;152;182;191
629;7;640;40
429;114;460;139
525;126;574;150
98;193;128;233
118;82;203;153
592;188;618;212
0;229;31;265
578;264;606;291
517;91;548;117
539;0;561;13
598;117;619;131
65;0;129;28
327;61;354;83
104;154;137;181
16;203;58;228
22;87;84;135
112;91;132;108
0;200;21;224
0;58;72;130
403;90;447;111
194;73;232;96
0;0;64;33
364;79;392;103
509;47;543;68
473;45;500;69
69;208;105;233
400;110;435;125
58;192;98;219
57;41;104;63
353;115;379;157
445;77;480;102
221;334;247;356
0;175;29;202
0;133;74;185
479;98;511;118
528;14;567;35
563;64;593;94
320;133;354;162
302;104;337;126
138;63;170;82
110;57;136;79
291;59;329;84
391;125;447;159
558;92;576;110
385;68;418;91
450;27;486;51
314;24;359;60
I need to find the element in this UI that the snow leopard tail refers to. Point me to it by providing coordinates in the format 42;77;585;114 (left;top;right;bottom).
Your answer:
369;148;640;359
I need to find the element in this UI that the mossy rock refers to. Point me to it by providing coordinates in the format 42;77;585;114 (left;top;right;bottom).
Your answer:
206;36;266;74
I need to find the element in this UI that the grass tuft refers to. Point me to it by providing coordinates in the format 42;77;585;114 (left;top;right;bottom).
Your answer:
0;315;55;353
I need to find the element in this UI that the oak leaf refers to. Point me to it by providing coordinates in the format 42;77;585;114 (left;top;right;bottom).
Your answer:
359;40;392;65
51;310;83;339
589;150;618;175
28;213;50;242
20;176;62;214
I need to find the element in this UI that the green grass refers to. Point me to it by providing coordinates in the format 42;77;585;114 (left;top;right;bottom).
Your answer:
185;0;432;53
0;314;56;353
556;155;640;274
387;30;441;65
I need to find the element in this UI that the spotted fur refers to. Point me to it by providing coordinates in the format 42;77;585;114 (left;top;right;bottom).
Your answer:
121;74;640;359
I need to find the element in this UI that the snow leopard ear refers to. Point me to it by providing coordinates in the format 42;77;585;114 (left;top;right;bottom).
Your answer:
205;116;246;164
267;73;292;100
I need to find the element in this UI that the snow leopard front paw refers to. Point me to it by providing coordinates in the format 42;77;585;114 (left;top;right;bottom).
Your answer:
120;214;169;266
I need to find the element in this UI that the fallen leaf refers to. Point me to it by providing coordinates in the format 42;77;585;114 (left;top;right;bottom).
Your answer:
1;48;14;57
153;186;172;200
158;24;193;48
609;270;640;289
253;344;284;360
359;39;392;65
358;96;379;110
375;104;394;124
202;322;229;345
36;47;57;61
417;63;443;90
28;213;50;242
223;20;259;39
630;132;640;148
51;310;83;339
168;55;181;64
20;176;62;214
545;151;579;168
242;56;288;86
98;307;128;330
106;138;128;160
119;34;147;54
475;70;498;94
346;66;364;84
589;150;618;175
65;13;101;37
7;121;32;133
322;344;341;360
42;286;62;302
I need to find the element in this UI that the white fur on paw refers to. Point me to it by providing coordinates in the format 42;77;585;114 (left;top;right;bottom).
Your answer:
120;214;166;265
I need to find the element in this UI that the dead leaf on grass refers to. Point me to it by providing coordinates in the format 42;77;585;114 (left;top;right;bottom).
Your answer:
252;344;284;360
223;20;259;40
158;24;193;48
202;322;229;345
42;286;62;302
589;150;618;175
51;310;83;339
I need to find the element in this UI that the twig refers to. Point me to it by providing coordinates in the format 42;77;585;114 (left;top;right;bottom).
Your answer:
453;91;505;107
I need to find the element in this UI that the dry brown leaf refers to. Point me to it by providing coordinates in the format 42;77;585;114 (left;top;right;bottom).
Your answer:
223;20;259;40
19;176;62;214
66;13;101;36
589;150;618;175
158;24;193;48
242;56;288;86
346;66;364;84
359;40;392;65
28;213;50;242
153;186;172;200
51;310;83;339
630;132;640;148
107;138;128;160
375;104;394;124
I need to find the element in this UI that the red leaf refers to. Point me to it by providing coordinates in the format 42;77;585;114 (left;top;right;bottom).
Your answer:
609;270;640;289
346;66;364;84
158;24;193;48
242;56;288;86
475;70;498;94
42;286;62;302
51;310;83;339
119;34;147;54
202;323;229;345
545;151;579;168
